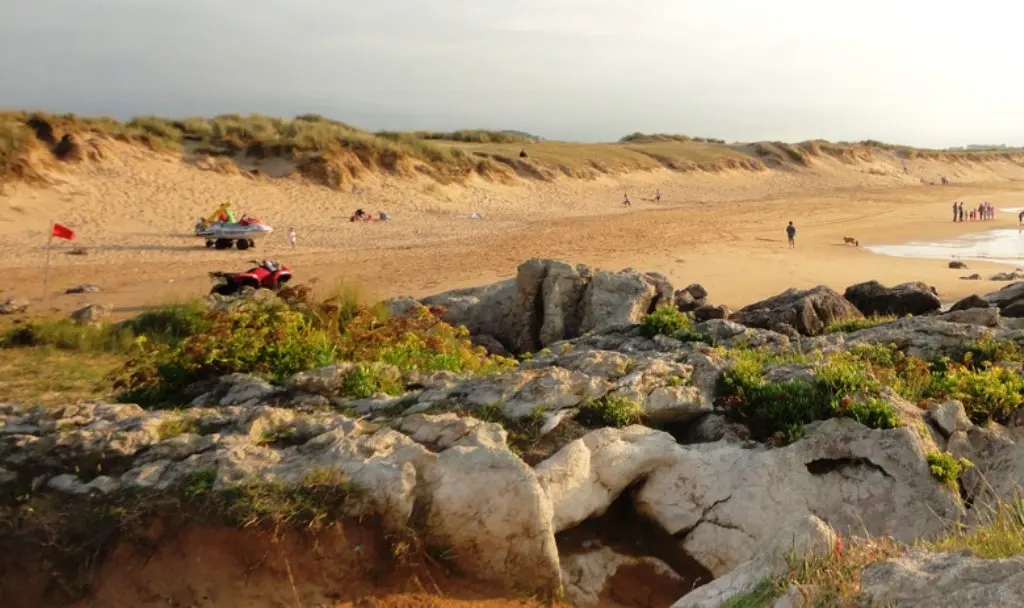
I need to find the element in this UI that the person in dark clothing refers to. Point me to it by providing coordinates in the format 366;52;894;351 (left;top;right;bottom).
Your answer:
959;202;965;222
953;201;959;222
1018;210;1024;226
786;221;796;249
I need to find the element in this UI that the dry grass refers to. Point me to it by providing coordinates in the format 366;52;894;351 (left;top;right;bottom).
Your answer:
728;497;1024;607
0;347;125;406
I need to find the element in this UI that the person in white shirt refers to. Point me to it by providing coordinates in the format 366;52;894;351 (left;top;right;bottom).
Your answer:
288;227;296;248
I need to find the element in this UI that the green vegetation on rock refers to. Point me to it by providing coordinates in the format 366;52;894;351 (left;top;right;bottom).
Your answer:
641;306;708;342
824;314;899;334
926;451;974;488
577;395;644;429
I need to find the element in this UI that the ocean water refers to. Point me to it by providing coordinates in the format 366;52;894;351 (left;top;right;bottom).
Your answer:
865;229;1024;267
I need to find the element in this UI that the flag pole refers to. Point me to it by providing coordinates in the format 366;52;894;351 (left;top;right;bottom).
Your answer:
42;221;54;303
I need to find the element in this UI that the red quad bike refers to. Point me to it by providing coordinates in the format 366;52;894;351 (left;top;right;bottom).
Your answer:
209;259;292;296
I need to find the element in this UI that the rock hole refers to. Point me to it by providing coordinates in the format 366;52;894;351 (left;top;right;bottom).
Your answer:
556;481;713;603
806;457;893;479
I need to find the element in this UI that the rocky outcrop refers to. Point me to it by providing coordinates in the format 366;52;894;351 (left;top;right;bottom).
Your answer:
671;515;836;608
860;550;1024;607
991;271;1024;281
950;294;993;312
984;281;1024;317
839;314;1005;359
0;404;561;590
420;259;676;353
843;280;941;317
8;271;1024;607
637;419;959;576
730;285;863;336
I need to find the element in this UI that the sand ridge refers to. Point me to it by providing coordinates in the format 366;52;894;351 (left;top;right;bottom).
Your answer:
3;139;1024;316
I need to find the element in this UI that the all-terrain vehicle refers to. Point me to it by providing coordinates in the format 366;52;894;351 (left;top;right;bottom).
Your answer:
208;259;292;296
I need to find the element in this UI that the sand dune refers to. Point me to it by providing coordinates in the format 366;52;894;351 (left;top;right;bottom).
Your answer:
3;133;1024;317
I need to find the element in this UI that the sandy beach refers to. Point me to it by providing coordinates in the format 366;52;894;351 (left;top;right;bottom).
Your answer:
3;140;1024;317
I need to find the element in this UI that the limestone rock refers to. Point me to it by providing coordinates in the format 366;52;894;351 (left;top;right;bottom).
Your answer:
535;426;679;533
861;550;1024;607
69;303;111;325
636;419;961;575
672;515;835;608
950;294;992;312
693;304;731;321
843;280;941;317
731;285;863;336
423;259;672;353
927;401;973;438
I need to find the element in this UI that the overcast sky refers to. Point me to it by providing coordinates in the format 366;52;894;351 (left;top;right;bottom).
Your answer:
2;0;1021;146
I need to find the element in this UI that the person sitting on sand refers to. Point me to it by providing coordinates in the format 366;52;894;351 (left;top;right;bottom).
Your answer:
786;221;796;249
378;211;391;221
350;208;369;222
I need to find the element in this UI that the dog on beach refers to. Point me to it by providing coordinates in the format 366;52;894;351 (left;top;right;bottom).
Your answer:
843;236;860;247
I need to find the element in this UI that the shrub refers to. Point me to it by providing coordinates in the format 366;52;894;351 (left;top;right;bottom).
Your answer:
641;306;691;337
843;343;933;403
339;363;402;399
926;451;974;488
110;297;513;407
120;302;210;346
577;395;643;428
112;306;339;405
957;338;1024;369
718;347;902;445
926;363;1024;424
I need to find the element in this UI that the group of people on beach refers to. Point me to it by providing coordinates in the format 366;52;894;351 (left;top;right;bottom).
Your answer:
621;189;662;208
952;201;997;222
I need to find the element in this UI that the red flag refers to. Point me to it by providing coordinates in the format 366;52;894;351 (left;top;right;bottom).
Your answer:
51;223;75;240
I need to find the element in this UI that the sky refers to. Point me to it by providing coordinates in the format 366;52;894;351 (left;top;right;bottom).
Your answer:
1;0;1022;147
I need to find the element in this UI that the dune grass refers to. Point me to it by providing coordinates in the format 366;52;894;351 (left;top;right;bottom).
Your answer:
8;109;1024;188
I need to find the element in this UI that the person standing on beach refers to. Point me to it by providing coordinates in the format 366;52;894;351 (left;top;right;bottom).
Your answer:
288;227;296;248
623;193;631;208
959;202;965;222
953;201;959;222
786;221;796;249
655;189;662;202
